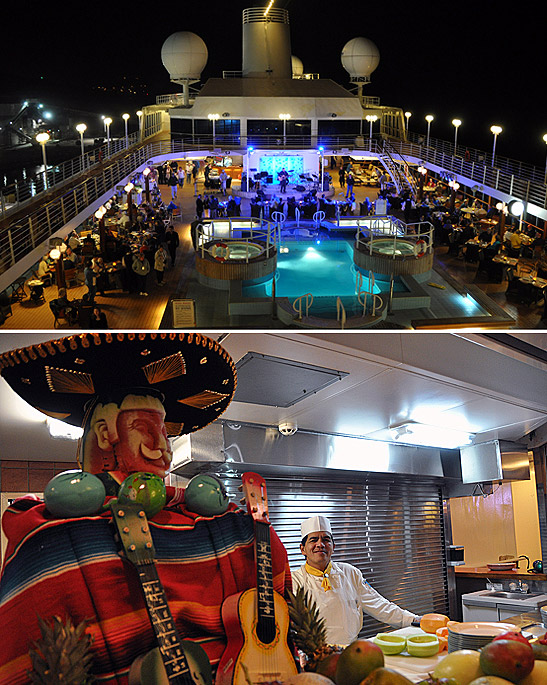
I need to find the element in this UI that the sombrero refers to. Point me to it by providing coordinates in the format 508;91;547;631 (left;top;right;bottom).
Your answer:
0;332;236;436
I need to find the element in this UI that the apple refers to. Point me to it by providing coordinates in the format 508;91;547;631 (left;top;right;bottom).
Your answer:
479;639;534;683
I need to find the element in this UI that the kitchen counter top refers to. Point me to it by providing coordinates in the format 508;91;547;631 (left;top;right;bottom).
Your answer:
462;589;547;608
455;565;547;581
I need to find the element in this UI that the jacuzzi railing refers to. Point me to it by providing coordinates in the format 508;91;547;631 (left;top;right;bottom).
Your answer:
355;217;434;258
197;217;278;262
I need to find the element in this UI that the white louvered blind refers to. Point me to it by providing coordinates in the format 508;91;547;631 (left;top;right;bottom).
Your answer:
224;472;448;636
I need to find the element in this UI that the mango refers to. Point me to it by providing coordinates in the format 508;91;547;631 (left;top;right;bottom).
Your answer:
359;666;413;684
335;640;384;685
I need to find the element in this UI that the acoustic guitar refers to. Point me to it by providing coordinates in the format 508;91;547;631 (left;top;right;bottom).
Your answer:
215;472;298;685
110;501;212;685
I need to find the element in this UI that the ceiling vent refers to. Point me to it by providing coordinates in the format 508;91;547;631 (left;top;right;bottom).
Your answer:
234;352;348;407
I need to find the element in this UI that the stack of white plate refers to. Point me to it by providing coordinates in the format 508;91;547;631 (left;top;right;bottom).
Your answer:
448;622;517;653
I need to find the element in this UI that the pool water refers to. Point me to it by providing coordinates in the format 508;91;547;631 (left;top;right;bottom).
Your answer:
209;241;263;260
373;238;417;256
242;240;408;301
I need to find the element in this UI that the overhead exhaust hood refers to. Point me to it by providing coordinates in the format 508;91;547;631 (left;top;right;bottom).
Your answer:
459;440;530;483
172;421;448;479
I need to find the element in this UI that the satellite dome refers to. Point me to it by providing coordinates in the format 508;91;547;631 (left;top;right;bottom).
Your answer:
291;55;304;76
161;31;208;81
341;37;380;78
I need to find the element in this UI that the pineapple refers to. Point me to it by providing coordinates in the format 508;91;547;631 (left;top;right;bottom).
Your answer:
28;615;95;684
286;588;341;672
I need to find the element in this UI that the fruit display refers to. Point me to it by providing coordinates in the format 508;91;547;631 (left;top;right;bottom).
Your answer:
420;614;451;634
335;640;385;685
479;639;534;683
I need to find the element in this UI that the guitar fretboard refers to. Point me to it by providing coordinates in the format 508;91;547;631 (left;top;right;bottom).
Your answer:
137;561;194;684
255;521;276;645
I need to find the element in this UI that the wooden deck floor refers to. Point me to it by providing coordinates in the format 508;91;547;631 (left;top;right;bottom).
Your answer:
1;181;545;331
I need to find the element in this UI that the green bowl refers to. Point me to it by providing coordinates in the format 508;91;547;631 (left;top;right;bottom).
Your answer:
373;633;407;655
406;634;439;657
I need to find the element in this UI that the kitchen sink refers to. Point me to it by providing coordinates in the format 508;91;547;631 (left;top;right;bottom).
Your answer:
484;591;545;600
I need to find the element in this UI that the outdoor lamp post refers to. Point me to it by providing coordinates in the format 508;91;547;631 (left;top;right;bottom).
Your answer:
143;167;151;203
104;117;112;156
122;113;130;148
404;111;412;133
318;146;324;191
417;164;427;201
452;119;462;154
425;115;434;148
509;199;524;231
246;146;254;193
490;125;502;167
137;110;143;141
279;113;291;145
208;113;220;145
76;123;87;168
36;132;50;189
366;114;378;142
448;178;460;212
496;201;508;241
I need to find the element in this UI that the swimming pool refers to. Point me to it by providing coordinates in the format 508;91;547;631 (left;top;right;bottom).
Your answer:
242;240;408;301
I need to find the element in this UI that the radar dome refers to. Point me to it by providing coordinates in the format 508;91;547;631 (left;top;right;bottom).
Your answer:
161;31;208;81
291;55;304;76
341;37;380;78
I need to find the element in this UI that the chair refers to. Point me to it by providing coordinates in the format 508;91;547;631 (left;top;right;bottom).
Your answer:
64;267;78;288
0;292;13;319
28;282;45;304
9;277;26;302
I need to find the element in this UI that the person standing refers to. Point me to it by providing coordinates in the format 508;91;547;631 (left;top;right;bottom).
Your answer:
292;516;421;646
165;225;180;267
338;166;346;189
196;194;204;220
84;258;97;303
219;169;228;196
168;171;178;200
186;160;193;184
132;252;150;296
177;166;185;189
345;172;354;199
154;245;168;286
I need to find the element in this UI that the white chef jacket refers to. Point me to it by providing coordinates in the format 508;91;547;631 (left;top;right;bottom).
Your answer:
292;561;417;646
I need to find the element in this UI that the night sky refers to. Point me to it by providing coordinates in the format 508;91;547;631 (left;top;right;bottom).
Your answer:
2;0;545;166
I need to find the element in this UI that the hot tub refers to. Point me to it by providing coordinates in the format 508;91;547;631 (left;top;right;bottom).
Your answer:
208;241;264;261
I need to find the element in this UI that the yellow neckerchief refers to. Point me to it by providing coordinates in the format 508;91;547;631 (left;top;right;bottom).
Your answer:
305;562;333;591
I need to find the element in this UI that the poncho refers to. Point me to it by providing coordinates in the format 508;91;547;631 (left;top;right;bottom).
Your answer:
0;489;292;684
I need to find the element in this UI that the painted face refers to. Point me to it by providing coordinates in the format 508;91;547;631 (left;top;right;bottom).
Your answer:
114;409;172;478
301;531;334;571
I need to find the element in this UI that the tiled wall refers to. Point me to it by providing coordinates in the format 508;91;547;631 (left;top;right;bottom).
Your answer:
0;460;77;494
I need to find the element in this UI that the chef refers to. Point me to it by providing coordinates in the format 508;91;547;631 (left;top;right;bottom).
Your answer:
292;515;421;645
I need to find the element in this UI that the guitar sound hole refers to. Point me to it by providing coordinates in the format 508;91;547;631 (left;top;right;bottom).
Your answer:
257;618;277;645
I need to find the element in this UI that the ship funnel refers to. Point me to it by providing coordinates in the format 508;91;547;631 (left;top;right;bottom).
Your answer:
242;7;292;79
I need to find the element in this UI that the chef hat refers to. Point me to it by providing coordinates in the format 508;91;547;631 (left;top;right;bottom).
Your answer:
301;515;332;539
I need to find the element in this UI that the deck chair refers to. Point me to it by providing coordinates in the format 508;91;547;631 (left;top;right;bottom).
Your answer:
64;267;78;288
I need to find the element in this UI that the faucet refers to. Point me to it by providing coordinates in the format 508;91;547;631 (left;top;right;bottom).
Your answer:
509;580;529;593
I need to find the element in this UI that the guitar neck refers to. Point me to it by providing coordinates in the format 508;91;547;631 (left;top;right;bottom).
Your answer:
255;520;276;645
135;558;195;684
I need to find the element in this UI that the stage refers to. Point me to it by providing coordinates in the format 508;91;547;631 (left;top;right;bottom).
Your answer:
232;182;335;201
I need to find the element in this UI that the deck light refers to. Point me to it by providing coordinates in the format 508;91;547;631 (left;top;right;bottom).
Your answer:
366;114;378;141
36;132;50;187
425;115;434;148
122;113;130;148
279;113;291;145
76;123;87;164
452;119;462;153
490;125;502;167
404;111;411;132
